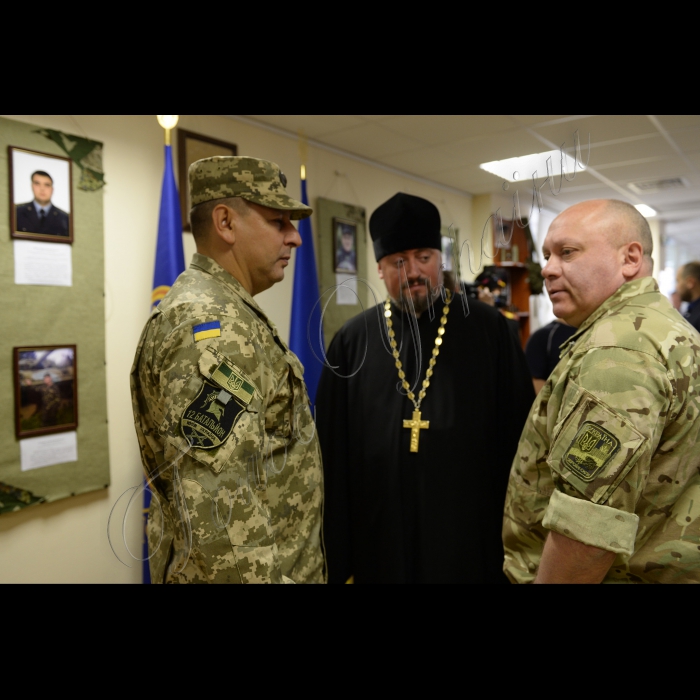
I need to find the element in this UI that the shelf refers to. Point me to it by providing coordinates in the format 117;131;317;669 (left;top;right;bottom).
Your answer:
492;217;531;349
495;261;527;268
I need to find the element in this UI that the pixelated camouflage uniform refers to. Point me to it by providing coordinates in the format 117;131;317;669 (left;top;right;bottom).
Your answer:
188;156;312;218
503;277;700;583
130;253;325;583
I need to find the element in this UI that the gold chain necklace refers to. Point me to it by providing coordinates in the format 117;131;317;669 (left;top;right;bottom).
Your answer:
384;289;451;452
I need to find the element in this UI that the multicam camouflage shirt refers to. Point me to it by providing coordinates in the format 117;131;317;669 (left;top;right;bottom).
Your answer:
504;277;700;583
130;253;325;583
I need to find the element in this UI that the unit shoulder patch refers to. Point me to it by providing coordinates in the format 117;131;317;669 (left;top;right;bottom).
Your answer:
209;359;257;406
562;421;620;482
181;379;245;449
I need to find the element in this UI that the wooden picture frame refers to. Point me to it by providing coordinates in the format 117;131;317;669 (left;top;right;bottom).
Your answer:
14;345;78;439
177;129;238;232
9;146;74;243
333;217;358;274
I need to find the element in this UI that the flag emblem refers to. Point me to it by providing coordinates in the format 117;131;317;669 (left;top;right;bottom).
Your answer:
193;321;221;342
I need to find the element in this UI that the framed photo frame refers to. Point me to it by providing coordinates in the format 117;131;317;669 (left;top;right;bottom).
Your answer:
333;217;358;274
441;235;454;271
177;129;237;232
14;345;78;439
8;146;73;243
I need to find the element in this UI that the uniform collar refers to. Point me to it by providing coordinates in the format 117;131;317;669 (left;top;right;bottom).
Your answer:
189;253;281;337
568;277;659;340
33;201;52;215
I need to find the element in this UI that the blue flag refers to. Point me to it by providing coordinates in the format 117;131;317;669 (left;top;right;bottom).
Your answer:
289;178;324;408
151;145;185;309
143;144;185;583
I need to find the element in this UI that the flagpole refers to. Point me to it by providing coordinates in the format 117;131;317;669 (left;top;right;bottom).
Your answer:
157;114;178;145
142;115;183;584
289;136;325;411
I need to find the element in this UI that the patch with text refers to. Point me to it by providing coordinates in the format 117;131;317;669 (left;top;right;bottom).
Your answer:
563;421;620;482
181;379;244;449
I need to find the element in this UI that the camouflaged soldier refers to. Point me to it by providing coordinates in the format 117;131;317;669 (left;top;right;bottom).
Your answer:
503;199;700;583
130;156;325;584
40;373;61;426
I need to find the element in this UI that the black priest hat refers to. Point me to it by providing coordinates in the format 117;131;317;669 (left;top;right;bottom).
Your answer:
369;192;442;262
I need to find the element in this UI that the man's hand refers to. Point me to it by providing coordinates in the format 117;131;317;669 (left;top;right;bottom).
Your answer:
534;530;616;583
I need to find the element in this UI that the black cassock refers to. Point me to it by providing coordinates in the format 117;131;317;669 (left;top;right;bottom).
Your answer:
316;293;535;584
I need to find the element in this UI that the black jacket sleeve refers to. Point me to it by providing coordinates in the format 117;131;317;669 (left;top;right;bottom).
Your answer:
315;331;354;584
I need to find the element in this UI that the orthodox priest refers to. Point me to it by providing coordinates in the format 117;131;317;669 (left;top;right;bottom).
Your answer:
316;192;535;584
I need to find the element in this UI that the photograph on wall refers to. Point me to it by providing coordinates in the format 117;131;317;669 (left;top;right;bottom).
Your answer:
334;218;358;273
442;235;454;271
8;146;73;243
14;345;78;439
177;129;237;231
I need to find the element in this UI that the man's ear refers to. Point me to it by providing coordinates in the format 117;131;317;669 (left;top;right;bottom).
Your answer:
622;241;644;278
211;204;235;245
377;261;384;280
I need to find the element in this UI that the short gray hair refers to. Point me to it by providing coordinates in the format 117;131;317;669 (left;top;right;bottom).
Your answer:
189;196;249;241
605;199;653;259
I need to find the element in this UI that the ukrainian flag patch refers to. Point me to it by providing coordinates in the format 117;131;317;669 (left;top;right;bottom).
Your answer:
193;321;221;342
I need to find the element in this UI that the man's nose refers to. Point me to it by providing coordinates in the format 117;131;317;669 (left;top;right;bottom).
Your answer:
542;256;559;278
285;223;302;248
402;257;421;278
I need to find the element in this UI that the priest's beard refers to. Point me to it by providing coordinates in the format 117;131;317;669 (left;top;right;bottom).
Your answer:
394;273;445;317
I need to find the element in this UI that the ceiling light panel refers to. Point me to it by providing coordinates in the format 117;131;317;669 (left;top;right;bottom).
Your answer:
480;149;583;183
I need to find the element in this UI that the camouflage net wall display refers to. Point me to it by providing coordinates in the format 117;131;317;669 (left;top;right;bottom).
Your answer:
0;116;110;516
35;128;105;192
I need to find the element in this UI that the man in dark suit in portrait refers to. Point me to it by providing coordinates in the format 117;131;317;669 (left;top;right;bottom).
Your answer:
335;224;357;272
15;170;70;237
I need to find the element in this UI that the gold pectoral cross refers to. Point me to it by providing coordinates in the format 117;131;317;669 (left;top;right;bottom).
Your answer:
403;410;429;453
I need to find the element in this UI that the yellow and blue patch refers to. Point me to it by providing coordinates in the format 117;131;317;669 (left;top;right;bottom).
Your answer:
193;321;221;342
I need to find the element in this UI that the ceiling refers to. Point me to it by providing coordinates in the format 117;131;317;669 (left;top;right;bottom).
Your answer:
237;115;700;259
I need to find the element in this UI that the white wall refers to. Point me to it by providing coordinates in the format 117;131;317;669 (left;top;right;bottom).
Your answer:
0;115;473;582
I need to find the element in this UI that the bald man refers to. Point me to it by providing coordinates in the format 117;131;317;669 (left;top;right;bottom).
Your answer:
676;261;700;332
503;199;700;584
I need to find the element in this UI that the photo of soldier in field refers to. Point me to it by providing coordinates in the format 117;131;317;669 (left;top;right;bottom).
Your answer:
14;346;77;438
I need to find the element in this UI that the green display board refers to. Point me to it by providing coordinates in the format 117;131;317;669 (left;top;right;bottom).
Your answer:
0;117;110;515
315;197;369;349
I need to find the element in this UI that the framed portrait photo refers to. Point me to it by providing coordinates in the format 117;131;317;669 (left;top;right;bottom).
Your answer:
14;345;78;439
8;146;73;243
441;235;454;271
333;218;358;274
177;129;237;232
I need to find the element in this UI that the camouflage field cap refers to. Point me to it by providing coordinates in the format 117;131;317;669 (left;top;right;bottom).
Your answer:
189;156;312;220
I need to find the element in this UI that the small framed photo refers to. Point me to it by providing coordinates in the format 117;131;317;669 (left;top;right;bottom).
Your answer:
334;218;357;274
177;129;237;232
8;146;73;243
14;345;78;439
442;235;454;271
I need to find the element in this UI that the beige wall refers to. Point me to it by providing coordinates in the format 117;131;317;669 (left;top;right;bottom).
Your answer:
0;115;473;582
